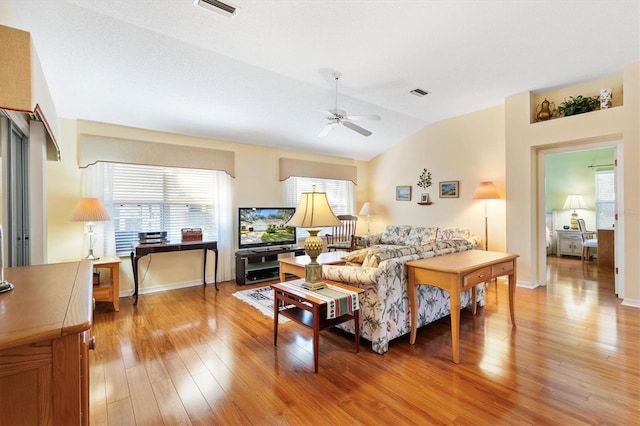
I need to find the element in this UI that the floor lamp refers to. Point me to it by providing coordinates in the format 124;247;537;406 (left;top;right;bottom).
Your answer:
473;181;500;251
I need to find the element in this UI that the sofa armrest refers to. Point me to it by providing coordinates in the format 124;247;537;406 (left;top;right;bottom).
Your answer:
322;264;381;286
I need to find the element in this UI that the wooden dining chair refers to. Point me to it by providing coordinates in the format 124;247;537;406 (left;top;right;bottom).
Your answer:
325;215;358;251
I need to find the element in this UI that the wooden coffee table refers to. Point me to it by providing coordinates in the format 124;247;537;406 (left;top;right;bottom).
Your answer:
406;250;519;363
271;279;364;373
278;250;348;281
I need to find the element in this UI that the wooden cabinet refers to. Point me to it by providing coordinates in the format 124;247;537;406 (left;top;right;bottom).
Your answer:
556;229;582;257
0;261;94;425
93;257;121;311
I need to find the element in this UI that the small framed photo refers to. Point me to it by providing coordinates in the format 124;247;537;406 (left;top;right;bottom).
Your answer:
396;186;412;201
439;181;459;198
420;193;429;203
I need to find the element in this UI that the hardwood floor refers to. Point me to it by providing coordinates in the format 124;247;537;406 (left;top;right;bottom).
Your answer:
89;256;639;425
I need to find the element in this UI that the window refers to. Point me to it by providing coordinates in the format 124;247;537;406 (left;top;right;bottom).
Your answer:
595;170;615;229
283;176;355;237
104;163;219;255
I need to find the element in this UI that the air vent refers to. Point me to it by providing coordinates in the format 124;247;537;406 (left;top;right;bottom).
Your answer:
193;0;237;17
410;88;431;97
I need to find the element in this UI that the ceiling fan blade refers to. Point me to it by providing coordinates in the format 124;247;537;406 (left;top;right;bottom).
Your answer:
346;114;381;121
342;120;372;137
318;123;334;137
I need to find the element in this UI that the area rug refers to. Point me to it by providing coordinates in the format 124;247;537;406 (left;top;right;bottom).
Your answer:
232;286;289;323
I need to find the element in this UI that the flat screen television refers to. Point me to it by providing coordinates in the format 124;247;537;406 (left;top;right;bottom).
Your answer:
238;207;297;249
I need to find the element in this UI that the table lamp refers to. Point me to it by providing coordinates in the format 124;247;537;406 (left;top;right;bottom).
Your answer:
473;181;500;251
563;194;585;230
359;202;376;235
71;197;112;260
286;185;342;290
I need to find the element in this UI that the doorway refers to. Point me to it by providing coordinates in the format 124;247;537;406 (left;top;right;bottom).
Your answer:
538;140;621;296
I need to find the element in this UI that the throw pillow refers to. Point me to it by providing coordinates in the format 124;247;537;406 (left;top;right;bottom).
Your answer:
340;248;369;264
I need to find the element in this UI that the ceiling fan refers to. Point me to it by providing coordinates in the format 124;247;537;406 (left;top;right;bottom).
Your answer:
319;72;381;137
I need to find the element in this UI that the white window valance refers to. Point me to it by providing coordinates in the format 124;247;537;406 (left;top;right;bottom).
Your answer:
279;158;357;185
78;134;235;177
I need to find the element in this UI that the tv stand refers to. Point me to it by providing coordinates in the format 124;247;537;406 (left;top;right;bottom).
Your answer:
235;246;304;285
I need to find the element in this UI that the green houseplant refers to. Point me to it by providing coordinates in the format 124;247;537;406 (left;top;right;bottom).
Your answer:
557;95;600;116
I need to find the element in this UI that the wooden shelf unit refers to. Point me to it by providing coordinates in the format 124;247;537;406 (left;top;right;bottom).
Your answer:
93;256;121;311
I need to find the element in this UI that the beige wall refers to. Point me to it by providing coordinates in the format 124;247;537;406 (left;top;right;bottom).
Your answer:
48;119;369;294
367;105;507;252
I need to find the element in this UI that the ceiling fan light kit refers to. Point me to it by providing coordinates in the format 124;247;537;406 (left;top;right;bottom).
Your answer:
319;72;381;137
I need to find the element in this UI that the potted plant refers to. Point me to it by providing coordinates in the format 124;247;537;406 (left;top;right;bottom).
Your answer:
557;95;600;116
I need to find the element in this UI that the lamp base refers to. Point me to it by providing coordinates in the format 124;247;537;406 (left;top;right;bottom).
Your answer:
301;261;326;290
85;249;100;260
570;211;579;230
0;280;14;294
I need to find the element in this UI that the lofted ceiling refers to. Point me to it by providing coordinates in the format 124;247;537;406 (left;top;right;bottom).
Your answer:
8;0;640;161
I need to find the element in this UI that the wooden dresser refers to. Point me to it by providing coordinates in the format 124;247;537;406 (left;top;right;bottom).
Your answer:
0;261;94;425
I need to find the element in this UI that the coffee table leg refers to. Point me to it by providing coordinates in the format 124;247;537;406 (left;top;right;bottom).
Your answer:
408;270;418;345
354;310;360;353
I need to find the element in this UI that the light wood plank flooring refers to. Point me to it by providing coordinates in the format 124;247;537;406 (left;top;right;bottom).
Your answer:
89;256;639;425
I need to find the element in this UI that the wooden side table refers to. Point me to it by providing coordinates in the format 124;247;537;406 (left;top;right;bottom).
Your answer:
93;257;121;311
271;280;364;373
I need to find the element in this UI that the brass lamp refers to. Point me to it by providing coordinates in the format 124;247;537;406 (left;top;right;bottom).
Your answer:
71;197;112;260
563;194;585;230
359;202;376;235
473;181;500;251
286;186;342;290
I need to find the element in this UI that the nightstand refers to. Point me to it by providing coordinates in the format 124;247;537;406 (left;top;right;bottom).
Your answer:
92;257;121;311
556;229;582;258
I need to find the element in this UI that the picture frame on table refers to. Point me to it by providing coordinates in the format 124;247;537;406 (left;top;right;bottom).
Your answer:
439;181;459;198
396;186;412;201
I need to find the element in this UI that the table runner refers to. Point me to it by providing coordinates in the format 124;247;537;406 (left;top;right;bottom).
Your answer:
279;279;360;320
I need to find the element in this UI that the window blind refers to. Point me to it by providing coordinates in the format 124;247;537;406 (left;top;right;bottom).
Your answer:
106;163;218;255
595;170;615;229
283;176;355;238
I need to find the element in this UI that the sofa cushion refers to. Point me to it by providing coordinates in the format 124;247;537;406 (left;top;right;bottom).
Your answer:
436;227;470;241
406;226;438;245
380;225;412;245
362;246;423;268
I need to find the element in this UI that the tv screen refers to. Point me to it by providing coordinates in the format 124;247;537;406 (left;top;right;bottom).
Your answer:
238;207;297;249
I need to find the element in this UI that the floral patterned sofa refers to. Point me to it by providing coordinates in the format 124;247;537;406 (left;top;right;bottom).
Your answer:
322;225;483;354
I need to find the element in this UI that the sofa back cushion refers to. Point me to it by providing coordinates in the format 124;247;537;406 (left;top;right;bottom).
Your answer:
406;226;438;245
380;225;412;245
436;227;470;241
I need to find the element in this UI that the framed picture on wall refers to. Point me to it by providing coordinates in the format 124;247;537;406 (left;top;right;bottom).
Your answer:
439;181;459;198
396;186;412;201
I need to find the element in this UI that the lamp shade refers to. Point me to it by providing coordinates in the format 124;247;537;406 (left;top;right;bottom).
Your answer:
71;198;111;222
286;187;342;228
359;202;376;216
473;181;500;200
563;194;586;210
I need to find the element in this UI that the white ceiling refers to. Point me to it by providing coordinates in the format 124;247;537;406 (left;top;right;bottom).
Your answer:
9;0;640;160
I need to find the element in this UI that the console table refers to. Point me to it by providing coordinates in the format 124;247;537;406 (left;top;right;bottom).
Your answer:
131;240;218;306
406;250;519;363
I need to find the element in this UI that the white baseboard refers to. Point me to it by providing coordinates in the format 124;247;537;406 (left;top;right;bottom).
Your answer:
119;279;208;298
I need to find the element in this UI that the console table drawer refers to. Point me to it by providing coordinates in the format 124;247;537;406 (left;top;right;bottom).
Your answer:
463;266;492;289
492;260;514;276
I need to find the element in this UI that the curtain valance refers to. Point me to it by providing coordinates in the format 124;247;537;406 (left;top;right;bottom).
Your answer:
78;134;235;177
279;158;357;185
